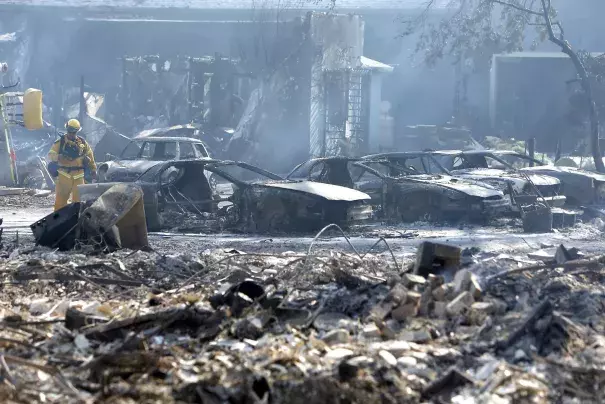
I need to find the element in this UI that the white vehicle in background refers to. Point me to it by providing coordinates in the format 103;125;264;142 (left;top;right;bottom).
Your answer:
96;136;214;188
428;150;567;209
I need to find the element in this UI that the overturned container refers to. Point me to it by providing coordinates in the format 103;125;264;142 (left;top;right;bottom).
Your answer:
79;183;148;250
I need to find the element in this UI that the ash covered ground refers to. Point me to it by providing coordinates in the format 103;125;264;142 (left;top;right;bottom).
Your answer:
1;194;605;403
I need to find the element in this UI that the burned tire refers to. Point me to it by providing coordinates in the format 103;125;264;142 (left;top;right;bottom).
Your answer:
252;196;288;233
22;169;46;189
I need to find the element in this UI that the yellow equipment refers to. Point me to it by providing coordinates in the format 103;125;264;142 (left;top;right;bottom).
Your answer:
0;87;45;185
23;88;43;130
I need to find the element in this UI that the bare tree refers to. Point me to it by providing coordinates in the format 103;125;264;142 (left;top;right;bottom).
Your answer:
405;0;605;172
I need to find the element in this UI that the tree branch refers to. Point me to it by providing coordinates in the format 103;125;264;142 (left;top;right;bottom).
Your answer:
554;21;565;40
539;0;565;51
399;0;437;36
539;0;605;172
491;0;542;16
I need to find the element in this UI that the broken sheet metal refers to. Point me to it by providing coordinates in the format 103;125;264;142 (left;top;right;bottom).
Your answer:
93;127;132;163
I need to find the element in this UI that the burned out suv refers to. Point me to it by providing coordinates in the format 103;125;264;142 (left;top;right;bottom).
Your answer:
97;137;211;183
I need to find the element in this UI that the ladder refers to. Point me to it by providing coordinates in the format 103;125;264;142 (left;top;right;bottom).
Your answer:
0;93;19;185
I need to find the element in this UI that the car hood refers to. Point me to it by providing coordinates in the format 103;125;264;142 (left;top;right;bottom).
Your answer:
404;174;504;198
521;165;605;183
262;181;371;202
451;168;559;190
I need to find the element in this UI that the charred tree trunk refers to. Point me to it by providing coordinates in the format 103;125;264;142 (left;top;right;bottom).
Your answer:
540;0;604;172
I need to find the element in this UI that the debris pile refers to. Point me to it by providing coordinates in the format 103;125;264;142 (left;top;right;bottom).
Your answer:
0;188;54;208
0;238;604;403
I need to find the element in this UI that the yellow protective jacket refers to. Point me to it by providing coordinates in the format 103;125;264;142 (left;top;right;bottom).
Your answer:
47;135;97;179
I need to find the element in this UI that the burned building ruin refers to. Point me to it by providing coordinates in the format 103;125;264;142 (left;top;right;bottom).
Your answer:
0;1;399;173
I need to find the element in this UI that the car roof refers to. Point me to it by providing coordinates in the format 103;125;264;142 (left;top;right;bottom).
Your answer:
167;157;222;164
429;149;526;156
131;136;204;143
426;150;464;155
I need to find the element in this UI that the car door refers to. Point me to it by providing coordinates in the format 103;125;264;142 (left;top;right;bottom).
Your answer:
352;162;386;201
185;142;215;190
193;143;210;158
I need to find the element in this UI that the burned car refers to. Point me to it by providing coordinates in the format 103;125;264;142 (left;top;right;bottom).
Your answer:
96;136;211;183
80;159;372;232
288;155;510;222
433;150;605;206
429;150;566;209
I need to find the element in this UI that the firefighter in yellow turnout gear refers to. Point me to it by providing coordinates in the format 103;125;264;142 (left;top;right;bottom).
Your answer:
48;119;97;211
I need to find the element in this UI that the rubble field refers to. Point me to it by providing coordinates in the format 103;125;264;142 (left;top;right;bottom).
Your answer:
0;219;605;403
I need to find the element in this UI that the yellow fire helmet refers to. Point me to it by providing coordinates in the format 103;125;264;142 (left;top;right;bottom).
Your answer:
65;118;81;133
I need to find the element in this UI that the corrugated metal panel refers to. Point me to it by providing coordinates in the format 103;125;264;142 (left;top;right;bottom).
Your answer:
309;52;324;158
0;0;448;10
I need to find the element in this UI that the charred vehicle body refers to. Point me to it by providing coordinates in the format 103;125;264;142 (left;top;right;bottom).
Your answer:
96;136;211;184
429;150;566;209
80;159;372;232
133;124;232;159
288;156;510;222
434;150;603;206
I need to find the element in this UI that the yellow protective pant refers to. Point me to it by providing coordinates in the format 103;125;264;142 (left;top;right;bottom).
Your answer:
54;171;85;211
